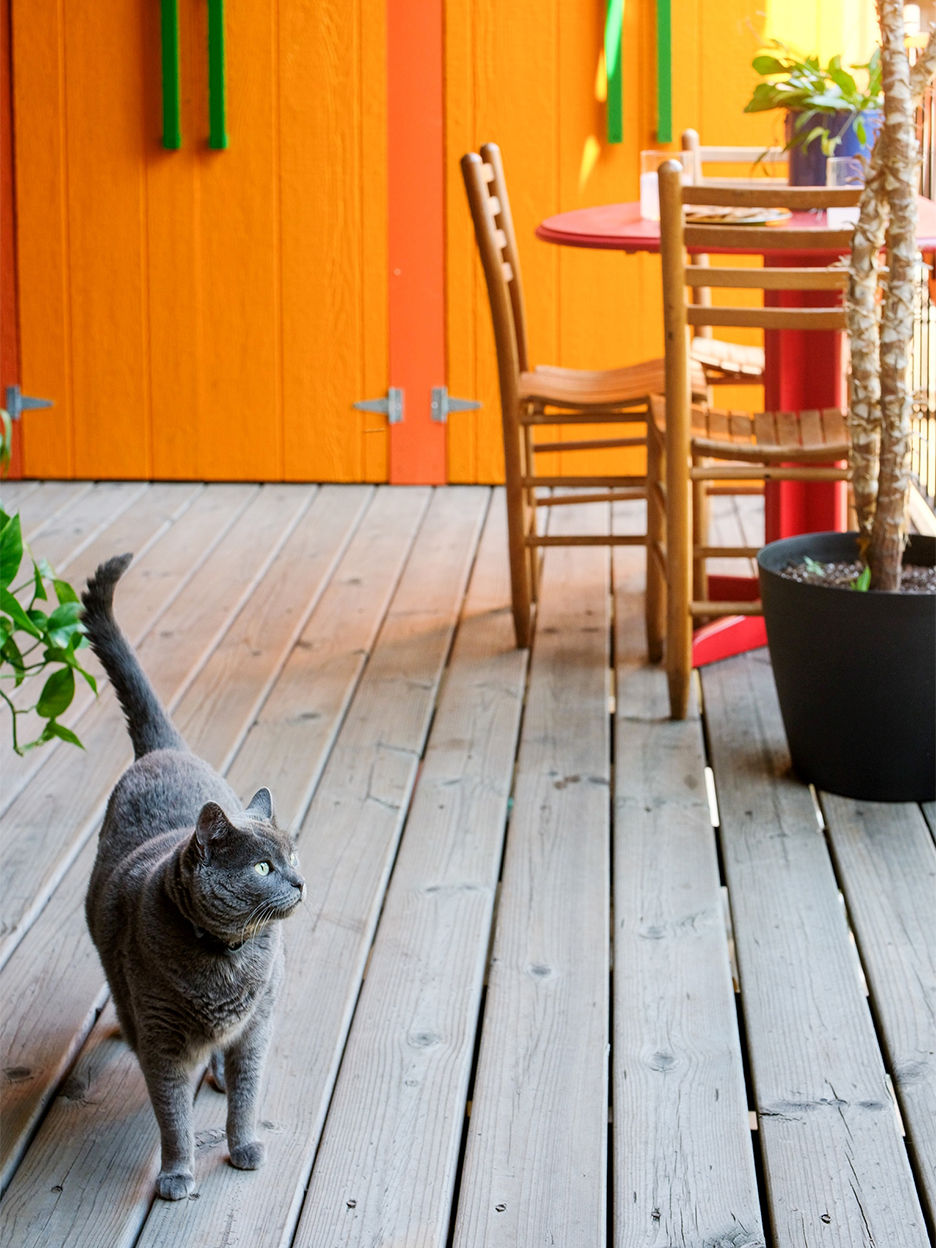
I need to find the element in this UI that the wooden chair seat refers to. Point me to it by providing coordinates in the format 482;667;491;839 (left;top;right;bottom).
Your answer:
520;358;707;409
690;337;765;381
652;403;849;463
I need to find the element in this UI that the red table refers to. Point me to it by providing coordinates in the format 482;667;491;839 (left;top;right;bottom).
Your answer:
536;198;936;663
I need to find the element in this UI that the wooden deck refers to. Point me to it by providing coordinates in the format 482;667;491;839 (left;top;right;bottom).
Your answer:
0;480;933;1248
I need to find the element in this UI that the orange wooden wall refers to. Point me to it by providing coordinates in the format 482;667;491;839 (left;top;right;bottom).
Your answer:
12;0;388;481
11;0;874;482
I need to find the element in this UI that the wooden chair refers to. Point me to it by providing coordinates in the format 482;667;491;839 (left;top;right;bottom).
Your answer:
653;161;857;718
461;143;708;651
678;129;791;388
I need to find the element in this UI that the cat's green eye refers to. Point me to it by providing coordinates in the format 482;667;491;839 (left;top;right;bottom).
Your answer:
289;851;298;866
254;861;271;876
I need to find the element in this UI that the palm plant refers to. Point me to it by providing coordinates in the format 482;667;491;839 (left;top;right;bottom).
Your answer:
846;3;936;589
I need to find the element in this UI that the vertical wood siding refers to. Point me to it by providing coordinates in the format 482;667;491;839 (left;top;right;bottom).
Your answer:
12;0;388;482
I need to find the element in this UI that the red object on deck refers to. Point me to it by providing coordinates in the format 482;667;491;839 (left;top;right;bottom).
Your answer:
536;198;936;664
387;0;446;484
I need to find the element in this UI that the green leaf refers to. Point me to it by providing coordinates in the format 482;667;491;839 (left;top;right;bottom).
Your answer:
828;67;857;97
44;720;84;749
851;566;871;591
33;561;48;601
0;512;23;590
752;55;788;75
855;117;866;145
45;600;83;647
27;607;49;630
0;586;42;638
803;556;824;575
0;409;11;474
53;578;80;605
36;665;75;719
2;633;26;685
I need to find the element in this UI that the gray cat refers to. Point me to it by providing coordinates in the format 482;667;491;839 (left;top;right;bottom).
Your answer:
82;554;305;1200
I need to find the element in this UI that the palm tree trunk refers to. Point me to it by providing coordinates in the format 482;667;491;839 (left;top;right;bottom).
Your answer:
869;0;918;589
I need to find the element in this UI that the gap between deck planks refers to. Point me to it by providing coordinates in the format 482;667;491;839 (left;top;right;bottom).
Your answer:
820;795;936;1228
611;500;764;1248
0;483;403;1195
452;497;611;1247
0;487;488;1248
289;490;527;1248
702;651;929;1247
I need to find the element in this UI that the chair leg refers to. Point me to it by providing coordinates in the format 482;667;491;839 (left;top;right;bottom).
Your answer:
645;425;665;664
666;439;692;721
692;465;709;607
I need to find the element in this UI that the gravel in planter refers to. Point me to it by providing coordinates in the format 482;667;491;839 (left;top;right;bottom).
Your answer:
782;559;936;592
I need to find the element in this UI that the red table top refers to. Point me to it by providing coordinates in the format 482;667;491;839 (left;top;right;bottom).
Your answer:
535;195;936;255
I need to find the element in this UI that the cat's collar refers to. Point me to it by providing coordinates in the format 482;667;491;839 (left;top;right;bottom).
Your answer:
191;923;247;954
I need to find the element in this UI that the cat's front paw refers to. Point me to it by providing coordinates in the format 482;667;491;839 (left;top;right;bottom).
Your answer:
229;1140;266;1170
156;1168;195;1200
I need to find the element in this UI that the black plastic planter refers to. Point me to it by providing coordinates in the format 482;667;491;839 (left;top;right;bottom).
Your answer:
758;531;935;802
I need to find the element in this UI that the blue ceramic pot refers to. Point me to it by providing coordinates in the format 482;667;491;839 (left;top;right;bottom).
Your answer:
785;108;882;186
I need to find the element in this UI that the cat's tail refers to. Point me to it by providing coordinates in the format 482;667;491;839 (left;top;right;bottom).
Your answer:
81;554;188;760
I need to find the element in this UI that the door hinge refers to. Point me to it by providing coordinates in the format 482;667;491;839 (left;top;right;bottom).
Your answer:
353;387;404;424
430;386;481;423
5;385;53;421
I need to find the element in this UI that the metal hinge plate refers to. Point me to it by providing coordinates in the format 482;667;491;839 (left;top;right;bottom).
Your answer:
353;387;404;424
5;385;53;421
430;386;481;423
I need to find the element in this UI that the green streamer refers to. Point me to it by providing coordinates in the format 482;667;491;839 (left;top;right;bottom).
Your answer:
605;0;624;144
160;0;181;150
656;0;672;143
208;0;228;150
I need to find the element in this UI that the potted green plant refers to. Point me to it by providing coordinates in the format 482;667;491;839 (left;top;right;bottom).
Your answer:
744;43;883;185
0;410;95;753
757;5;936;803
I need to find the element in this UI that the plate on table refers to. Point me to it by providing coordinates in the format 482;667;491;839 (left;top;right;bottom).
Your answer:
684;206;793;226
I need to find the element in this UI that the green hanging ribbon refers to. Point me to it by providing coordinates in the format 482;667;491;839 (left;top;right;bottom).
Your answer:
160;0;181;149
604;0;623;144
208;0;228;149
656;0;672;143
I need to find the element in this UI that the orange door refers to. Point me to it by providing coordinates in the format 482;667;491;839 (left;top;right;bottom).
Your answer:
11;0;388;481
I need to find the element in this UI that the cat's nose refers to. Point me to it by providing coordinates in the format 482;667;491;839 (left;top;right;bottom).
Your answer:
292;875;306;901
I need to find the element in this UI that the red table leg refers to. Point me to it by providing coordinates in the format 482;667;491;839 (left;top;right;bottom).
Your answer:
692;252;847;668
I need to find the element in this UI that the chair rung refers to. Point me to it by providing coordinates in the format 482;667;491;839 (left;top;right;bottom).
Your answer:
690;601;763;617
651;479;666;505
707;485;763;495
525;534;646;547
532;436;646;453
691;465;850;481
651;540;667;568
535;488;646;506
521;475;645;488
520;408;648;425
694;546;760;559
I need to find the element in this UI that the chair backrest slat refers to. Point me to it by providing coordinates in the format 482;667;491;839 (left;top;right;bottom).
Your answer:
479;143;530;373
460;152;522;416
686;306;847;331
684;266;847;291
681;184;860;210
683;223;853;251
681;129;788;183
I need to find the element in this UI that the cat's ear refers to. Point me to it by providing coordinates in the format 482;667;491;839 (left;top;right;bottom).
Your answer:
245;787;274;821
195;801;235;850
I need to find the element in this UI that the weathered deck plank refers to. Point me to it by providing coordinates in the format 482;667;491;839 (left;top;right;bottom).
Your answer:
0;484;306;966
225;485;430;821
292;491;526;1248
702;650;929;1247
611;509;763;1248
16;482;149;572
0;482;254;818
13;482;94;542
821;794;936;1225
0;480;41;513
452;499;611;1248
59;487;488;1248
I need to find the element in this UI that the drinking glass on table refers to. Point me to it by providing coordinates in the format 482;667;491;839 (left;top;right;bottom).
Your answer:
826;156;863;229
639;150;696;220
